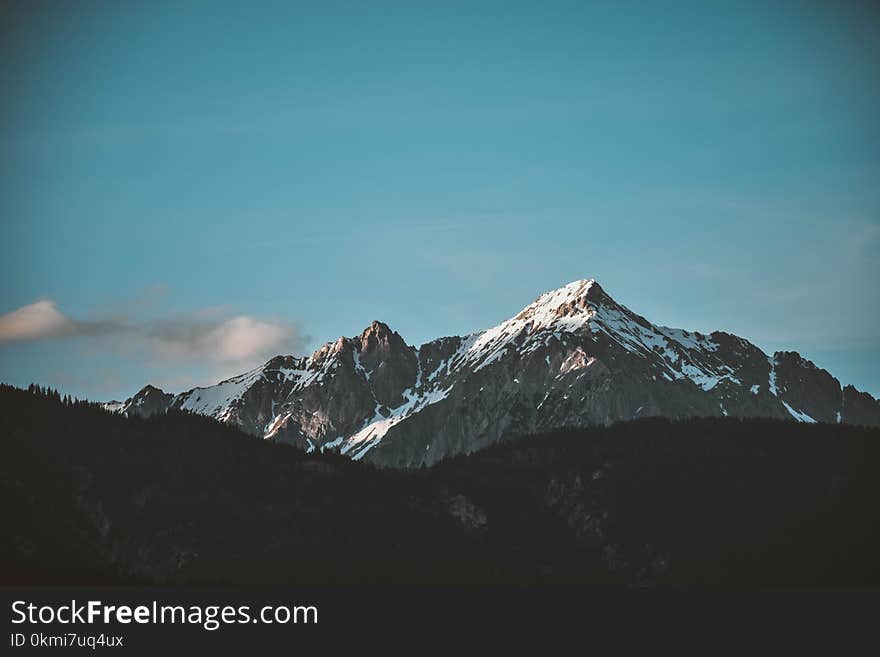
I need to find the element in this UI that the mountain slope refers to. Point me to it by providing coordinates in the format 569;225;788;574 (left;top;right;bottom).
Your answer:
107;279;880;467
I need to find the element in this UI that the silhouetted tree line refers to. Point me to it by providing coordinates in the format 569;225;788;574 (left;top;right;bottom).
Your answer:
23;382;101;409
2;383;879;587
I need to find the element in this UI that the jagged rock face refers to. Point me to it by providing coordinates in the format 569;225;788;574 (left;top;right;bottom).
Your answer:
771;352;845;424
106;279;880;467
841;385;880;427
116;385;174;418
357;321;419;408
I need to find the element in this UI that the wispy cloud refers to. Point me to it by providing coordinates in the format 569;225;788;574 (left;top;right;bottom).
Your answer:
0;297;303;367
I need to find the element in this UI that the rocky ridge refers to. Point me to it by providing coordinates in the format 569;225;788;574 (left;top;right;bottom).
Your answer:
106;279;880;467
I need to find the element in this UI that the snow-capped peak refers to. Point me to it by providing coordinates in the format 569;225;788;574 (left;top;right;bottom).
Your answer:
450;279;602;372
514;279;598;323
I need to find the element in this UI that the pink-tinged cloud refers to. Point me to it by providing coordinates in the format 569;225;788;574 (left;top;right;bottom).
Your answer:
0;298;303;367
147;315;297;364
0;299;75;342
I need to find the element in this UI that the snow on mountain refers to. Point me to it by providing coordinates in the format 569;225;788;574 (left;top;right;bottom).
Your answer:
105;278;880;467
175;366;265;422
340;384;454;461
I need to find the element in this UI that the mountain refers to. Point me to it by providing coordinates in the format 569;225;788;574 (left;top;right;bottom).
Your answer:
106;279;880;467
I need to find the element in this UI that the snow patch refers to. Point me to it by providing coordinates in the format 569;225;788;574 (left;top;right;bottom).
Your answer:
341;385;454;460
178;366;264;422
768;359;779;396
781;400;816;423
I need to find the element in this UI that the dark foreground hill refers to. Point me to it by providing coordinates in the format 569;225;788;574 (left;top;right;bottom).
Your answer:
2;384;879;587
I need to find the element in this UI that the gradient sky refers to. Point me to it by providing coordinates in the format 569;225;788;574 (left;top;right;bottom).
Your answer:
1;0;879;400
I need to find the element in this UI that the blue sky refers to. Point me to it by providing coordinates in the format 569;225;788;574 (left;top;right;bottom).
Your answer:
1;0;878;399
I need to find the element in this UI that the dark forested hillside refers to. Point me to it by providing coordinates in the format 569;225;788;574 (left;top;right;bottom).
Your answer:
2;383;879;587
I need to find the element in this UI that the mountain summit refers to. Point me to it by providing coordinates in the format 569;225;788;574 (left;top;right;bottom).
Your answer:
107;279;880;467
